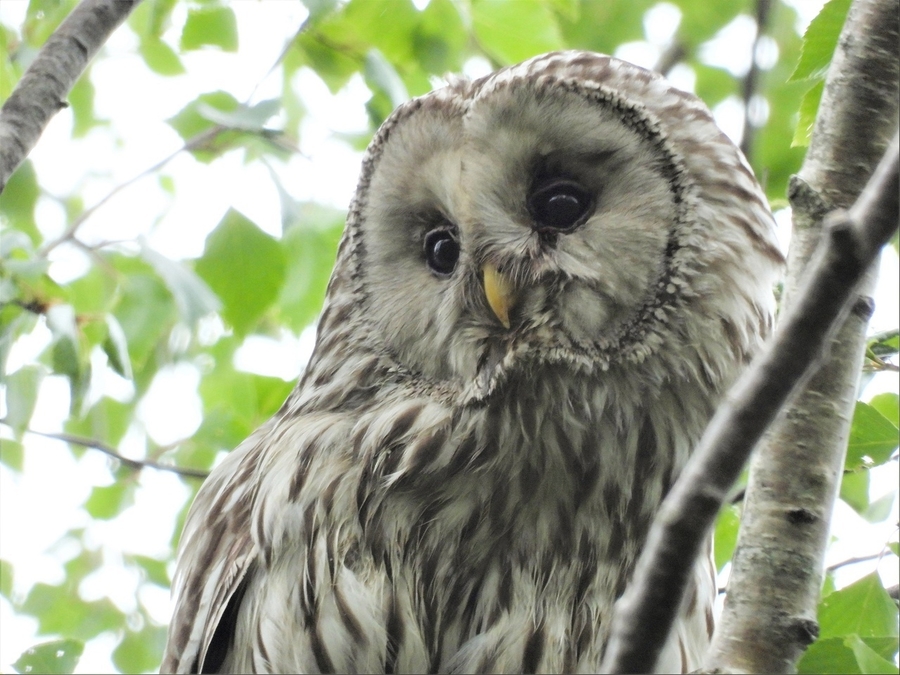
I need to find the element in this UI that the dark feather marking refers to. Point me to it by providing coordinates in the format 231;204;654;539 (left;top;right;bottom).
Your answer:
384;590;404;674
555;501;573;549
194;520;227;586
573;532;597;607
406;426;449;475
420;552;440;652
356;461;374;524
322;477;340;516
288;452;312;502
518;461;540;499
573;461;600;511
522;622;546;674
311;624;335;673
387;405;423;447
334;584;366;643
498;566;513;610
200;575;248;673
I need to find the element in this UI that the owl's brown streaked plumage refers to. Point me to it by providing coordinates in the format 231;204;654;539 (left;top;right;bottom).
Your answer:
162;51;782;673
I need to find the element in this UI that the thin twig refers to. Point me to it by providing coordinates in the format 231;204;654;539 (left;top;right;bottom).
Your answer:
39;125;224;256
740;0;772;160
826;552;883;573
26;428;209;479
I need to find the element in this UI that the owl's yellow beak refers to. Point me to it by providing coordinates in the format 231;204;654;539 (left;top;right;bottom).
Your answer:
482;263;516;329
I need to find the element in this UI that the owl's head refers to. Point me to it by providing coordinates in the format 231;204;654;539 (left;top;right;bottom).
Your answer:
313;52;783;402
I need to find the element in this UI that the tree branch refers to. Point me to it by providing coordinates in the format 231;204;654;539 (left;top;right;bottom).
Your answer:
600;127;897;673
27;428;209;479
704;0;899;667
0;0;141;193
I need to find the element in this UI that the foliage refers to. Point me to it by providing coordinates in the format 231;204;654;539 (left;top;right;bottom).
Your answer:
0;0;896;672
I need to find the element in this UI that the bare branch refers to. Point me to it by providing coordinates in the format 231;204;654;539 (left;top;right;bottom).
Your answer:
705;0;899;667
0;0;141;193
38;125;225;256
825;552;884;574
27;428;209;479
600;132;898;673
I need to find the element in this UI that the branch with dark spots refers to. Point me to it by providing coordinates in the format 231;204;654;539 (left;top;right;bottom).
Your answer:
601;133;898;674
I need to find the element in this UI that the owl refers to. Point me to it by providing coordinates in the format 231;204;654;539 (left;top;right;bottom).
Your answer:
162;51;782;674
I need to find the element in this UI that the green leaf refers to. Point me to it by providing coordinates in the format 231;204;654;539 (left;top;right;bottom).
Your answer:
65;397;134;447
45;305;89;414
818;573;899;640
102;314;133;380
320;0;420;66
868;331;899;359
799;636;900;673
846;401;900;469
4;365;44;435
0;160;41;245
862;491;896;524
292;31;360;94
180;5;238;52
194;209;286;336
129;0;178;38
129;554;170;588
139;37;185;75
0;439;24;471
869;393;899;428
67;264;116;315
20;582;122;640
167;90;239;141
140;243;221;325
888;542;899;558
112;623;168;674
714;503;740;570
472;0;565;65
68;70;99;138
301;0;340;23
111;255;177;369
414;0;466;73
790;0;852;81
847;635;900;674
194;98;280;131
84;482;135;520
792;80;824;148
277;216;343;332
12;639;84;675
799;636;863;674
0;558;12;599
840;469;870;515
198;341;294;429
364;49;410;110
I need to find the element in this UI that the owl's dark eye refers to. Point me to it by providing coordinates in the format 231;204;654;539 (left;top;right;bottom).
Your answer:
528;180;592;232
424;228;460;276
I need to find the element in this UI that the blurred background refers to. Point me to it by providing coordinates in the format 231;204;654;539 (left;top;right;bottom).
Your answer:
1;0;897;672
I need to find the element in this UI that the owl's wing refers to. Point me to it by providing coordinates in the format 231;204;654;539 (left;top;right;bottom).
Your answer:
161;427;268;674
